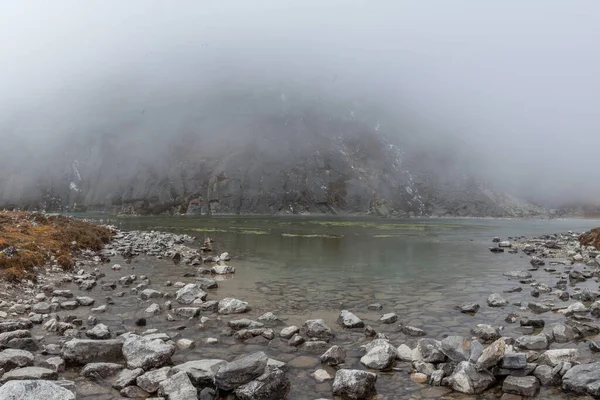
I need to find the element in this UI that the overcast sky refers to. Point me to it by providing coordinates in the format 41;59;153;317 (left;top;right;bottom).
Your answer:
1;1;599;205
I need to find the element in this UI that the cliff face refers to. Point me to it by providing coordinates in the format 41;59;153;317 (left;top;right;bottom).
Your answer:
0;89;545;217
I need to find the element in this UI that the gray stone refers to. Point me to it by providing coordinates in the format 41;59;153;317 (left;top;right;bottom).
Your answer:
174;307;200;318
81;362;123;378
141;289;162;300
562;362;600;397
39;357;65;373
1;366;58;382
137;366;171;393
379;313;397;324
448;361;495;394
235;368;290;400
86;323;111;340
471;324;500;342
501;353;527;369
172;359;226;387
0;349;34;372
61;338;123;364
228;319;264;330
214;351;268;391
399;324;426;337
279;326;299;339
76;296;95;306
175;284;207;304
503;271;532;279
528;302;551;313
301;319;334;340
487;294;508;307
112;367;144;390
320;345;346;366
503;375;540;397
552;324;575;343
120;385;150;398
534;364;561;386
441;336;471;362
0;319;33;333
396;344;413;361
515;334;549;350
123;334;176;370
0;380;75;399
196;277;218;289
218;298;250;314
417;338;446;363
476;338;505;370
338;310;364;328
538;348;579;367
332;369;377;400
158;371;197;400
459;303;480;314
360;339;396;370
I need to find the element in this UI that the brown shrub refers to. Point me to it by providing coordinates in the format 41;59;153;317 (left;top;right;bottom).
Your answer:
580;228;600;249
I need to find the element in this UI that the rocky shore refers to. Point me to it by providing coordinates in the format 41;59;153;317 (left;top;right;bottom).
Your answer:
0;215;599;399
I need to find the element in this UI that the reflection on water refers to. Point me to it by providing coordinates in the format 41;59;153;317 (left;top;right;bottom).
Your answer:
66;215;600;399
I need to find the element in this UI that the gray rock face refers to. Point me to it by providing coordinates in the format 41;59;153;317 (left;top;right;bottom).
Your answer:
1;366;58;382
137;366;171;393
448;361;495;394
235;368;291;400
502;353;527;369
417;338;446;363
158;371;197;400
515;334;549;350
112;367;144;390
0;380;75;400
61;339;124;364
475;338;505;370
562;362;600;397
320;345;346;366
332;369;377;400
0;349;34;372
441;336;471;362
338;310;364;328
218;298;251;314
86;323;111;340
122;334;176;370
301;319;334;340
360;339;397;370
172;359;227;387
503;375;540;397
214;351;268;391
486;293;508;307
175;284;207;304
80;362;123;378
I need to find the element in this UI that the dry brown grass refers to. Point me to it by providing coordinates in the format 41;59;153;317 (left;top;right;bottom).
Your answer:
0;211;113;281
580;227;600;250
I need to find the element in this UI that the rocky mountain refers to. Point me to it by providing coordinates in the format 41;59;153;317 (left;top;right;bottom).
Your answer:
0;87;545;217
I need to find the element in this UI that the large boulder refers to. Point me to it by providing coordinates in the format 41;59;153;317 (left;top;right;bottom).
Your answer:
360;339;396;370
503;375;540;397
122;334;175;370
332;369;377;400
0;380;75;400
441;336;471;362
448;361;495;394
214;352;268;391
172;359;226;387
175;284;207;305
563;362;600;397
61;339;123;364
301;319;334;340
234;368;290;400
218;298;251;314
0;349;34;371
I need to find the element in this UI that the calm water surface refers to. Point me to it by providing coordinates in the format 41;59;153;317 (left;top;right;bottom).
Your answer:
64;216;600;399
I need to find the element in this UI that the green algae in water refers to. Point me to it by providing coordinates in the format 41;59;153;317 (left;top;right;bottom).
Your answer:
281;233;342;239
237;230;269;235
308;220;463;231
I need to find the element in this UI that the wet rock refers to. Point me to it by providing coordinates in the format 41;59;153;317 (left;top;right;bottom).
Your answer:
502;353;527;369
312;368;333;382
520;318;545;328
211;264;235;274
590;341;600;353
279;326;299;339
552;324;575;343
301;319;334;340
400;324;426;337
158;371;197;400
288;334;305;347
1;366;58;382
86;323;111;340
196;277;218;290
0;330;30;347
538;348;579;367
441;336;471;363
559;301;588;316
499;241;511;247
320;345;346;366
214;351;268;391
533;364;561;386
379;313;397;324
61;338;123;364
0;349;34;372
338;310;364;328
176;338;195;349
417;338;446;363
448;361;495;394
174;307;200;318
590;300;600;317
368;303;382;310
528;302;551;314
530;257;545;266
487;294;508;307
228;319;264;330
172;359;226;387
364;325;376;337
218;298;251;315
235;368;290;400
112;367;144;390
360;339;396;370
458;303;480;314
503;375;540;397
515;334;549;351
471;324;500;342
137;366;171;393
0;319;33;333
476;338;505;370
140;289;162;300
490;247;504;253
81;362;123;378
503;271;532;279
562;362;600;396
396;344;413;361
76;296;95;306
120;385;149;398
332;369;377;400
123;334;176;370
0;380;75;400
175;284;207;305
569;270;586;283
145;303;161;315
39;357;65;373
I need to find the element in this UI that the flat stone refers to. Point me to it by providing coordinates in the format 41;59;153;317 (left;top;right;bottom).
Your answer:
61;339;124;364
0;380;75;399
1;366;58;382
0;349;34;372
158;371;197;400
112;368;144;390
379;313;397;324
503;375;540;397
214;351;268;391
123;334;176;370
137;366;171;393
81;362;123;378
172;359;226;387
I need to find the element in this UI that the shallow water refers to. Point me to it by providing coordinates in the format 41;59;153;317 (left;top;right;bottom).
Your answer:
59;216;600;399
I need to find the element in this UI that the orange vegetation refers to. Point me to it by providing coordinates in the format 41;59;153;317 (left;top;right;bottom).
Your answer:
580;227;600;250
0;211;113;281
